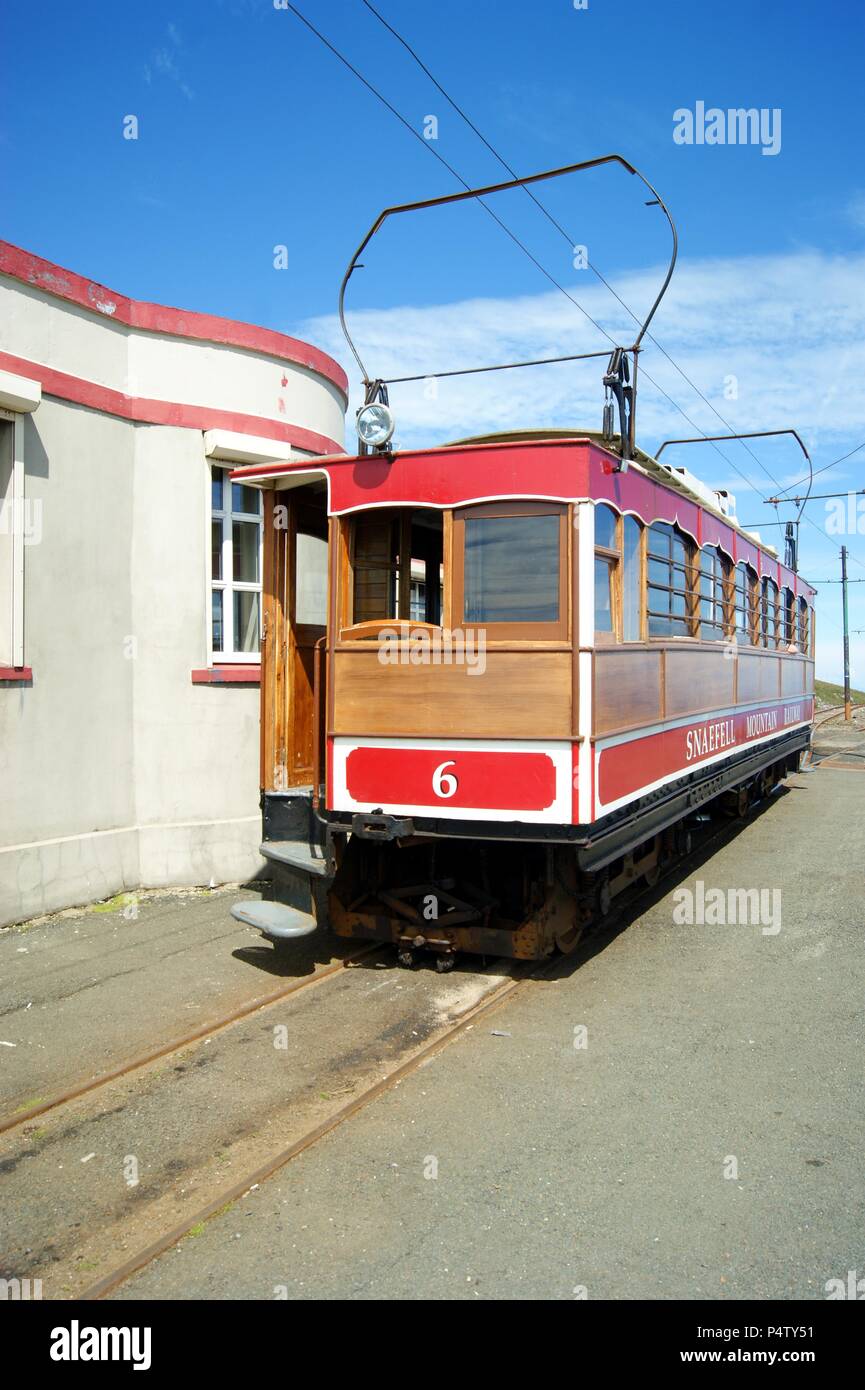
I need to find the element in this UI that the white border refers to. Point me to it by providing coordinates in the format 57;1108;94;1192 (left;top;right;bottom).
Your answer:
332;736;572;824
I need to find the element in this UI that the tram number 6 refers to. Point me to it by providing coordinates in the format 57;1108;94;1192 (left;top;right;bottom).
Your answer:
432;760;458;799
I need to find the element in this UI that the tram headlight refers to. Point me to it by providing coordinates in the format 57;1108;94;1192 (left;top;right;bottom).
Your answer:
356;402;396;450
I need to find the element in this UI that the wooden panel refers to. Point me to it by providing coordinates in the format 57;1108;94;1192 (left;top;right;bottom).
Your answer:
593;648;662;735
260;490;276;790
332;649;572;738
781;654;807;697
290;635;316;778
664;646;735;717
260;492;290;792
737;650;780;704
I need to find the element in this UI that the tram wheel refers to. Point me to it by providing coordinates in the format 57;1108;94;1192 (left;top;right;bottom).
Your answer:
396;948;418;969
434;954;456;973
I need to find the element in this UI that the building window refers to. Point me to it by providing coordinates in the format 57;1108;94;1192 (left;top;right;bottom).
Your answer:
733;562;757;644
211;466;263;660
0;415;26;670
760;577;780;649
647;521;695;638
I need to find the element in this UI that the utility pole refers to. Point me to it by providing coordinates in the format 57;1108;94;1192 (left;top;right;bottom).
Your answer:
841;546;851;721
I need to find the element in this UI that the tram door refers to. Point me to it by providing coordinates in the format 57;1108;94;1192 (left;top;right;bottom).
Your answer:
263;487;328;791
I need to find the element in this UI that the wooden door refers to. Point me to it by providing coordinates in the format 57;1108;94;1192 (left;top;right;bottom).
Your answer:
261;489;328;791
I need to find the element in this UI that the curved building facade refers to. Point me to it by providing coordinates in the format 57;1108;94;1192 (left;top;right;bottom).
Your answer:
0;243;347;924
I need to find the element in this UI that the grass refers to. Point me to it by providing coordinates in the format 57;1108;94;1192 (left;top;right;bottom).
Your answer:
814;679;865;708
13;1095;46;1113
90;892;137;915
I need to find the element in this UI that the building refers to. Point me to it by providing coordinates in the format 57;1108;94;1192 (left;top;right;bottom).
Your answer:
0;242;347;926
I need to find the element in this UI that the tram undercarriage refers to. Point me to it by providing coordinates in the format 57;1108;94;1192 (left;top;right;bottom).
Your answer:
326;734;807;967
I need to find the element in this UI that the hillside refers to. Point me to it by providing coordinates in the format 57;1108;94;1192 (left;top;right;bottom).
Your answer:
814;679;865;709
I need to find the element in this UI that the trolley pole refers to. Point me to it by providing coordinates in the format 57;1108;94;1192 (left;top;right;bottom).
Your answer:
841;546;852;722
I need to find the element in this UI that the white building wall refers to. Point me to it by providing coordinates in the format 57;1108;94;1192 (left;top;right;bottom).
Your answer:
0;248;346;925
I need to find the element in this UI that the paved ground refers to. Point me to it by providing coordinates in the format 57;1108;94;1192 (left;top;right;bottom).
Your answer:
0;883;354;1113
3;736;862;1302
108;752;861;1301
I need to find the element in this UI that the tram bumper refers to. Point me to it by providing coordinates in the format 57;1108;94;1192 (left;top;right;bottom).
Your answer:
350;812;415;841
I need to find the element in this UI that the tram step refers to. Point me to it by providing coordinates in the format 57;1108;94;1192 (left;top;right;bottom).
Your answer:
259;841;329;877
230;900;317;940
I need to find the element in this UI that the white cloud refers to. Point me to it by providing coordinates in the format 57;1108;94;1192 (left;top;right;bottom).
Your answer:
144;24;193;100
299;248;865;683
301;248;865;508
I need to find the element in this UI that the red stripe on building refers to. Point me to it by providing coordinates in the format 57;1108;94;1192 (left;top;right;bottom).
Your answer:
0;351;344;458
0;241;348;398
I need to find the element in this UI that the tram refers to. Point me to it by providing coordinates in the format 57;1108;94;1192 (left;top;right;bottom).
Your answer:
231;156;816;968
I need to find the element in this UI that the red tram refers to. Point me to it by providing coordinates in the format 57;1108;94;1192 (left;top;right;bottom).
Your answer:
231;157;815;967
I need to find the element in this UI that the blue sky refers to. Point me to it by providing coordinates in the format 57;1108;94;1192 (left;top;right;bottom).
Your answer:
3;0;865;681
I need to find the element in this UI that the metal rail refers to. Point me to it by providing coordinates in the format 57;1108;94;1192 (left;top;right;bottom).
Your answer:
76;780;797;1301
0;943;382;1138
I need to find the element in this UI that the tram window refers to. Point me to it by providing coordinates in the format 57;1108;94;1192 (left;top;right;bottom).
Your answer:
594;556;615;633
453;503;566;636
781;587;796;647
647;522;695;638
463;513;560;624
295;531;329;626
350;508;443;628
797;597;809;652
699;546;729;641
760;577;780;648
352;511;398;624
733;562;757;644
594;504;619;639
622;517;643;641
592;506;641;642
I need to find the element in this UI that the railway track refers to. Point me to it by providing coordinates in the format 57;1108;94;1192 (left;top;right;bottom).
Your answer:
0;941;384;1138
73;788;780;1302
812;703;847;731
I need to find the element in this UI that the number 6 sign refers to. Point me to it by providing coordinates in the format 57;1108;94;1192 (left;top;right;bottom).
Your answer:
432;760;458;798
